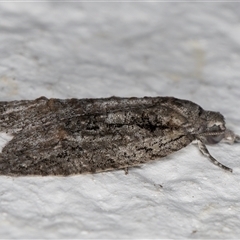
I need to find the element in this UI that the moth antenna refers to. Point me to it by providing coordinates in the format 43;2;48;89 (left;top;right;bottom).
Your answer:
197;139;233;172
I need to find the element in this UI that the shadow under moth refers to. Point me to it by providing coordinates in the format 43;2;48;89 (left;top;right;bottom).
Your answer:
0;96;239;176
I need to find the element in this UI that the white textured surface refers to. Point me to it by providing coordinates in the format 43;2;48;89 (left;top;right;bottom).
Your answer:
1;2;240;239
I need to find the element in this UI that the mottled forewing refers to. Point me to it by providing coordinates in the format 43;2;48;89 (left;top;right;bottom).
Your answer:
0;97;194;175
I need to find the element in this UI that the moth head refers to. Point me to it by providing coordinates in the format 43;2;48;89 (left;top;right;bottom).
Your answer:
197;110;226;144
169;98;226;144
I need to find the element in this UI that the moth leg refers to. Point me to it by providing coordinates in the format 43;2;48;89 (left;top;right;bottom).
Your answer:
124;167;129;175
197;139;233;172
224;129;240;144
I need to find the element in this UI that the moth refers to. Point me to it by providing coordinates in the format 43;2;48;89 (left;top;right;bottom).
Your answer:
0;96;239;176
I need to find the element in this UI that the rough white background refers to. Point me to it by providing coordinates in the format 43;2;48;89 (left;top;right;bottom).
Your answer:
0;2;240;239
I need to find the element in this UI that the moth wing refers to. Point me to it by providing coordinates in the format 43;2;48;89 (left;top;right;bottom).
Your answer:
0;121;193;176
0;124;80;175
